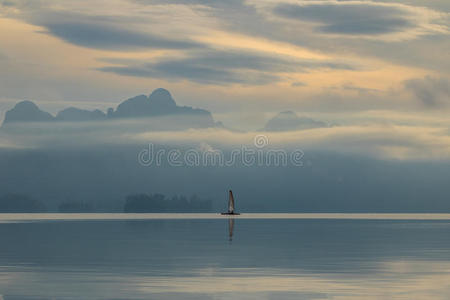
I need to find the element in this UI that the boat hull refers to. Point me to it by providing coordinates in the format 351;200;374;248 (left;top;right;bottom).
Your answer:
220;212;240;215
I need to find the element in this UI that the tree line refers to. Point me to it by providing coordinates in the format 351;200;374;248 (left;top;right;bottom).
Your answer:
0;193;212;213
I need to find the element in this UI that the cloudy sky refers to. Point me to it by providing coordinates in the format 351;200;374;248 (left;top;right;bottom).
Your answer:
0;0;449;158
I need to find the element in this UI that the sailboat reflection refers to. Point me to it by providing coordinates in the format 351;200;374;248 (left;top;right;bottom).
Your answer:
228;218;235;242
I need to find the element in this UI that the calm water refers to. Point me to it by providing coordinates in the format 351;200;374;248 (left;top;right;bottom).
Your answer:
0;214;449;299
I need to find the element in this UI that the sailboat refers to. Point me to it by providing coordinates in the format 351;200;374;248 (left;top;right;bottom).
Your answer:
221;190;240;215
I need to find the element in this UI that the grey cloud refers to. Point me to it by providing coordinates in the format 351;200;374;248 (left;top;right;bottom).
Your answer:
404;76;450;108
133;0;244;8
0;0;15;7
6;6;204;51
291;82;306;87
98;50;355;85
100;63;278;85
376;0;450;13
341;83;379;94
273;2;414;35
39;21;201;51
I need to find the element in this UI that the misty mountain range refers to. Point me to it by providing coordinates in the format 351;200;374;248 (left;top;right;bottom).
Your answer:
1;88;327;131
2;88;215;129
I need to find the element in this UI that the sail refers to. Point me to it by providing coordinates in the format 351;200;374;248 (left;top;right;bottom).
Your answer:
228;190;235;213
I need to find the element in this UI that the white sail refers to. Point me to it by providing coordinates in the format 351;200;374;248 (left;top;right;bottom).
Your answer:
228;190;235;213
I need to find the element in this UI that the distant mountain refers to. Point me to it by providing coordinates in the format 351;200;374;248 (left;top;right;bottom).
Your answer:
264;111;328;131
113;88;177;118
2;88;215;129
110;88;214;127
2;101;54;125
56;107;106;121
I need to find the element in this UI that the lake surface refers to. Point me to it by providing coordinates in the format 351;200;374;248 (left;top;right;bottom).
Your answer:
0;214;449;299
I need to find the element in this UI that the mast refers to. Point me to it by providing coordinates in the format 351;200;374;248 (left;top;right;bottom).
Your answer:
228;190;235;213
